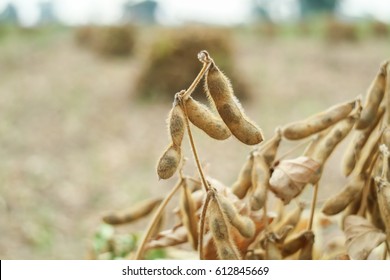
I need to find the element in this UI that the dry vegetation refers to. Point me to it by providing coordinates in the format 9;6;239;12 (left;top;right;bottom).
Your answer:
101;49;390;260
1;23;390;259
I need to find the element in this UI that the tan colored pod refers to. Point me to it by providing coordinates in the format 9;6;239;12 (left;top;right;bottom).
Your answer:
180;179;199;250
310;114;358;165
322;175;365;215
205;61;263;145
157;144;181;179
208;192;241;260
168;102;186;147
218;195;255;238
185;97;231;140
103;198;162;225
342;106;384;177
385;62;390;125
282;98;358;140
258;128;282;166
375;146;390;240
353;130;382;176
250;155;270;211
231;153;254;199
356;62;387;129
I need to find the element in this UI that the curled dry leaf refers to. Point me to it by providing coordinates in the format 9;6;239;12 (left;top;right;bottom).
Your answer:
282;230;314;258
146;224;188;250
269;156;321;204
344;215;386;260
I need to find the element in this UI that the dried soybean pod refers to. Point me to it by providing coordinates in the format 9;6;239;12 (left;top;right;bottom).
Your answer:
157;144;181;179
103;198;162;225
218;195;255;238
208;192;241;260
258;128;282;166
356;62;387;129
375;145;390;241
204;53;263;145
311;114;358;165
274;202;305;235
231;153;254;199
180;179;199;250
353;130;382;176
386;62;390;125
250;155;270;211
342;106;384;176
185;97;231;140
282;98;358;140
321;175;365;215
168;100;186;147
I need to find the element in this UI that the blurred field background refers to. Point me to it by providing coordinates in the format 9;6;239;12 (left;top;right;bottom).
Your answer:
1;0;390;259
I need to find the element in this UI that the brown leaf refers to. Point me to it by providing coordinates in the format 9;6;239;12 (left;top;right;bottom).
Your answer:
344;215;386;260
269;156;321;204
146;224;188;250
282;230;314;258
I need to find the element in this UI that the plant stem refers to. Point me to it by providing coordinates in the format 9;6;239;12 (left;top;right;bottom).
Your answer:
383;242;388;260
307;183;319;231
134;179;183;260
181;60;212;100
180;100;209;192
199;190;212;260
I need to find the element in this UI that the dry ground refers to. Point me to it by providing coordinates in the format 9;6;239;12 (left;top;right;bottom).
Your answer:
1;26;390;259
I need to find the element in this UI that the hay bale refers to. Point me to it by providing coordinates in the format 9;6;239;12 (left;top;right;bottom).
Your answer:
324;19;359;43
370;21;389;38
135;26;250;102
74;25;136;57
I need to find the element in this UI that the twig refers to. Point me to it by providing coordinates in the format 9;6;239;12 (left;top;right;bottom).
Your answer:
307;183;319;231
134;179;183;260
181;51;212;100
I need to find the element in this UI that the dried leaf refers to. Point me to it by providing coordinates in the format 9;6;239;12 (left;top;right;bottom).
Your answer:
282;230;314;258
298;231;315;260
344;215;386;260
269;156;321;204
146;224;188;250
